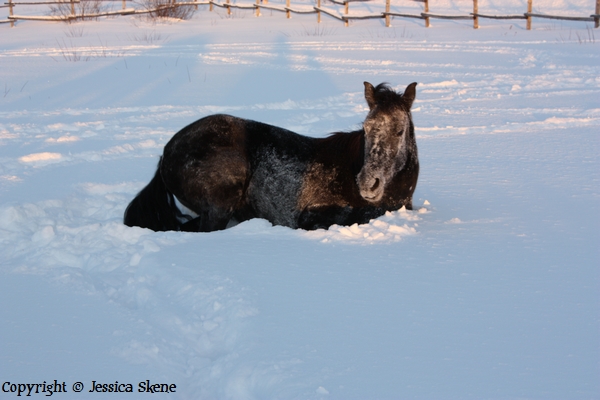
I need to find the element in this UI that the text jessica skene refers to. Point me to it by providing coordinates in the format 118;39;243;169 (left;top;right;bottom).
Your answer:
2;380;176;396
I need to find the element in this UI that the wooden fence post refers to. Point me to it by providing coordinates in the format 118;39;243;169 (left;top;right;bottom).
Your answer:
343;1;348;26
526;0;532;30
473;0;478;29
226;0;230;15
8;0;14;27
122;0;126;10
424;0;429;27
317;0;321;23
385;0;390;27
255;0;259;16
70;0;75;19
595;0;599;29
286;0;290;18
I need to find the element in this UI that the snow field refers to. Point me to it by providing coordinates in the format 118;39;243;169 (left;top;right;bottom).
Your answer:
1;2;599;399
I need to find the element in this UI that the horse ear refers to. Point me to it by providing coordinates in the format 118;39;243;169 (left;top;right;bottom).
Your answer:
364;82;376;110
403;82;417;109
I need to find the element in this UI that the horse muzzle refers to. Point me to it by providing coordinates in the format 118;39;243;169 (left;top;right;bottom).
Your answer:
358;174;384;203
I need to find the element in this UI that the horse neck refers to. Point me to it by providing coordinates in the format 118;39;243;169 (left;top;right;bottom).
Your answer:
316;129;365;173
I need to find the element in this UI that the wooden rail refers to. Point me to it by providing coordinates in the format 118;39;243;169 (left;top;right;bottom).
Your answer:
3;0;599;30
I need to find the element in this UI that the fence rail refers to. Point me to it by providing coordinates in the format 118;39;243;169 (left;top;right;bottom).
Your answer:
3;0;600;29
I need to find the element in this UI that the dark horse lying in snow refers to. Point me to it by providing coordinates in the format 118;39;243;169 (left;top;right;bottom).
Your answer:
124;82;419;232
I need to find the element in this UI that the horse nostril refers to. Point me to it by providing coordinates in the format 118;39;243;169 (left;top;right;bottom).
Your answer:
370;178;380;192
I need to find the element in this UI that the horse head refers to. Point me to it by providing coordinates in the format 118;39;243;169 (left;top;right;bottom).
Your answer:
357;82;417;203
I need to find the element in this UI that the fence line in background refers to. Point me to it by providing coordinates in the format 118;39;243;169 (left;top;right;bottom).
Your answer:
2;0;599;29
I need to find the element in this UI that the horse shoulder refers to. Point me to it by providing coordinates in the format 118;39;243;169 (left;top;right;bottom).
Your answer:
297;133;364;211
297;162;351;211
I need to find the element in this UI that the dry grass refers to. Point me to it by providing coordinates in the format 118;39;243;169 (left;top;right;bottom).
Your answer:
48;0;108;22
137;0;196;20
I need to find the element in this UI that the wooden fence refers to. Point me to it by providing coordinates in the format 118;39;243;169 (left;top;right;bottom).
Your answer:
2;0;599;29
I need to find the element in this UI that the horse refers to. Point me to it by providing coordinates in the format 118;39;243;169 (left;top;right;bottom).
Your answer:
124;81;419;232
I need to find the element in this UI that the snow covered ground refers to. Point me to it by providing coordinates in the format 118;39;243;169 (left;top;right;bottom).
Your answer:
1;1;599;398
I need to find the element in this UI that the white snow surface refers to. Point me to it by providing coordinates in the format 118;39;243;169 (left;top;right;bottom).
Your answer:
1;1;599;399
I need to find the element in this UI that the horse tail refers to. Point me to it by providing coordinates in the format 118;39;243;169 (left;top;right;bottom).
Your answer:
123;158;182;231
